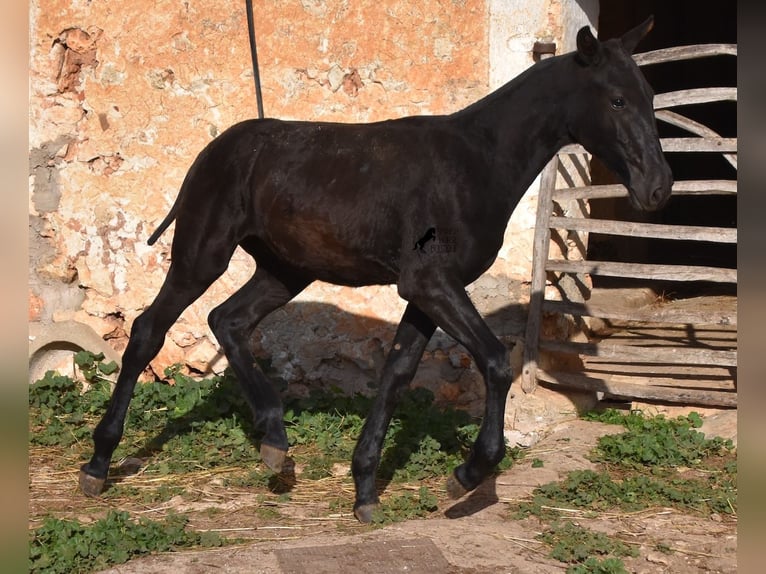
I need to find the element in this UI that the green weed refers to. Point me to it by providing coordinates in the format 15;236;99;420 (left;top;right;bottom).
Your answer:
539;520;637;573
29;510;222;574
371;486;440;524
585;409;733;468
73;350;119;386
567;556;632;574
28;371;112;447
517;468;735;517
512;408;736;570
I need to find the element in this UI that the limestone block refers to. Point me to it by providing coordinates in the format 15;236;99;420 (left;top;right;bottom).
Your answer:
185;338;227;375
504;385;600;448
28;320;122;385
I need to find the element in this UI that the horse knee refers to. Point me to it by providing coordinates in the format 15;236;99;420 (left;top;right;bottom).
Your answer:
484;348;512;388
120;310;169;369
207;307;241;347
389;347;422;382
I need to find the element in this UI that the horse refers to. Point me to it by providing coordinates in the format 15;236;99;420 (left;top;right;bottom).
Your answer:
79;17;672;523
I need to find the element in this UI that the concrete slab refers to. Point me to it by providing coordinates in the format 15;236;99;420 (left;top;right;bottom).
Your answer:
275;538;451;574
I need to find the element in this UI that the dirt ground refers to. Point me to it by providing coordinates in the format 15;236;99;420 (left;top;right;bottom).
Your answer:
72;417;736;574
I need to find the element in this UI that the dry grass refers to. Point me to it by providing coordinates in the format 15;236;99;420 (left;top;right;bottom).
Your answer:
28;441;453;544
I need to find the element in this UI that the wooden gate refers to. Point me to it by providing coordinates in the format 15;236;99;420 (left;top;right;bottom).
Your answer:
522;44;737;408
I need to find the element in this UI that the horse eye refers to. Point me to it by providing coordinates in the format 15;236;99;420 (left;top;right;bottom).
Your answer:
610;97;626;110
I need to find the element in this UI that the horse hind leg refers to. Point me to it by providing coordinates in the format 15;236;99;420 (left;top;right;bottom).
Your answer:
79;247;235;496
351;303;436;522
207;266;310;473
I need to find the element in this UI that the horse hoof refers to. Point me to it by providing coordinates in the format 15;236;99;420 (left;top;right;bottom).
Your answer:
260;444;287;473
446;473;469;499
79;470;106;497
354;503;378;524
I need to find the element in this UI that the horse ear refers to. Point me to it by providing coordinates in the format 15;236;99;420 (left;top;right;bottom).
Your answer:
621;15;654;54
575;25;601;66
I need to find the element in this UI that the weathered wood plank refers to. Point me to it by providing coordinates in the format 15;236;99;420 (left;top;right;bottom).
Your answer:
545;260;737;283
633;44;737;66
522;158;560;393
559;137;737;154
537;369;737;407
551;180;737;201
548;216;737;243
654;88;737;109
542;299;737;326
539;340;737;366
551;135;735;154
655;110;737;169
660;137;737;153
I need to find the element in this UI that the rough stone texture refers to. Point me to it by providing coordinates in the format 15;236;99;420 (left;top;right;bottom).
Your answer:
29;1;598;411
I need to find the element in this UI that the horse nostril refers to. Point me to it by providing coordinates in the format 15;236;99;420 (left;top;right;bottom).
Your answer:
650;187;669;209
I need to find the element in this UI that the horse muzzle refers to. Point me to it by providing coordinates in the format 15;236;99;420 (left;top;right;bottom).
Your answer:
628;161;673;212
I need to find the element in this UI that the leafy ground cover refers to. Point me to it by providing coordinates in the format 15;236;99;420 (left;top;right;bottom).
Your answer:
28;354;520;573
29;510;222;574
28;353;736;574
513;408;736;573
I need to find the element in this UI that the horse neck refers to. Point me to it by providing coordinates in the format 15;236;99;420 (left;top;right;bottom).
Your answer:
455;54;577;200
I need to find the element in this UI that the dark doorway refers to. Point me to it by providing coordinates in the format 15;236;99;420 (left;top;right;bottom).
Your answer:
588;2;737;297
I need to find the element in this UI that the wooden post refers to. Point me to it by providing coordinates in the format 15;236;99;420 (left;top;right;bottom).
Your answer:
521;158;558;393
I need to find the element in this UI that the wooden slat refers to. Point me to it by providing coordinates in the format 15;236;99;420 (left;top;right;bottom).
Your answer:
582;360;736;379
654;88;737;109
545;259;737;283
542;299;737;326
548;216;736;243
657;110;721;135
558;138;737;154
660;137;737;153
633;44;737;66
537;369;737;407
655;110;737;169
551;180;737;201
539;340;737;367
558;144;588;155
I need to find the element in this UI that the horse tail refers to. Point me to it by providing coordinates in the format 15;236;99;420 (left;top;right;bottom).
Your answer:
147;163;195;245
147;119;263;246
147;200;180;246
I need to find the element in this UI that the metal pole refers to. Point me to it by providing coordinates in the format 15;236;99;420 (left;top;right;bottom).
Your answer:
245;0;265;119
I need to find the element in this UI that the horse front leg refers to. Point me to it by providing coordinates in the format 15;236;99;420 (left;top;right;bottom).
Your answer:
351;303;435;523
446;338;512;498
402;271;514;499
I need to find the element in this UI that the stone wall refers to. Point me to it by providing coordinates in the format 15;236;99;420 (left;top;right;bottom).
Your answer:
29;0;597;411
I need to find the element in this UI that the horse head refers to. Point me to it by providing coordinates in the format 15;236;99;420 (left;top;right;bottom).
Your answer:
568;16;673;212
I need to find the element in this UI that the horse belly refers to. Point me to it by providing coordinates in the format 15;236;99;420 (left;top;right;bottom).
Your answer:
261;203;400;286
